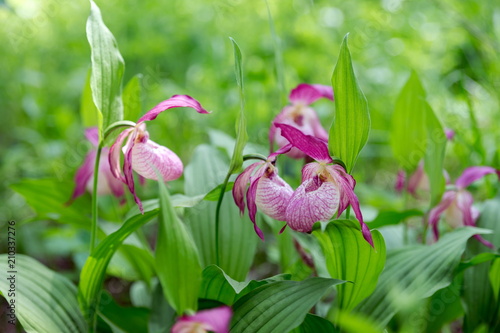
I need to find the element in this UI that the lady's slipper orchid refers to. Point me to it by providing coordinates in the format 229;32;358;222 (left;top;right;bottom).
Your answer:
109;95;209;212
171;306;232;333
69;127;124;201
233;145;294;240
269;83;333;159
275;123;373;246
428;166;500;248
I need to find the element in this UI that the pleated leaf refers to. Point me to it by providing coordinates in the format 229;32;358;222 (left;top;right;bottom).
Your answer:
230;278;345;333
155;180;202;315
357;227;492;327
390;71;427;172
329;34;370;173
78;210;159;322
86;0;124;137
367;209;423;229
314;220;386;311
184;144;258;281
0;254;87;333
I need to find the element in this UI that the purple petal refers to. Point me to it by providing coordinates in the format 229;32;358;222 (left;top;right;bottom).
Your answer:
301;162;321;182
232;162;263;214
84;127;100;147
445;128;455;141
395;170;406;193
123;130;143;213
428;191;456;240
109;127;134;182
455;191;494;249
289;83;334;105
138;95;210;123
274;123;332;163
285;177;340;232
130;139;183;182
69;150;97;201
407;163;427;196
455;166;500;189
268;143;293;163
98;148;125;197
255;171;294;221
246;170;267;240
171;306;233;333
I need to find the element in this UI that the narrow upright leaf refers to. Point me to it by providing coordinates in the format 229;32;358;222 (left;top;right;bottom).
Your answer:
330;34;371;173
0;255;87;333
424;102;447;206
123;74;142;121
155;180;202;315
314;220;386;311
228;37;248;173
80;69;100;128
390;72;427;172
86;0;125;137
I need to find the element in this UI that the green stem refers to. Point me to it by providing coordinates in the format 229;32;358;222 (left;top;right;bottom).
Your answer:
89;144;103;252
346;206;351;220
402;187;409;245
215;172;232;266
103;120;136;140
243;153;267;162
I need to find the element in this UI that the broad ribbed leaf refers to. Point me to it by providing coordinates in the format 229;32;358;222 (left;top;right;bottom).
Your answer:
357;227;492;327
228;37;248;174
230;278;345;333
78;210;158;322
462;199;500;332
330;34;370;173
184;145;258;281
81;69;100;127
290;314;338;333
0;254;87;333
314;220;386;311
86;0;124;137
155;180;202;315
390;71;427;172
123;74;142;121
423;102;446;206
368;209;423;229
98;291;149;332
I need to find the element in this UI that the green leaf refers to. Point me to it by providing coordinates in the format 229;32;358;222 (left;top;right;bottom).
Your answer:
97;291;149;333
123;74;142;121
81;69;100;128
204;182;234;201
367;209;424;229
11;179;91;228
184;145;258;281
230;278;345;333
424;276;464;333
290;314;338;333
423;102;447;206
228;37;248;174
329;310;380;333
0;254;87;333
329;34;371;173
456;252;500;274
86;0;125;138
357;227;492;327
78;210;159;322
155;180;202;315
390;71;427;172
148;281;176;333
490;259;500;302
314;220;386;311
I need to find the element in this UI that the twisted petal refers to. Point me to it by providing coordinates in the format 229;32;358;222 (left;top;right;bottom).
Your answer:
455;166;499;189
455;191;494;248
138;95;210;123
232;162;263;214
289;83;334;105
109;127;134;182
84;127;99;147
428;191;456;240
286;177;340;232
123;129;143;212
274;123;332;163
69;150;97;201
130;139;183;182
171;306;232;333
246;174;266;240
255;172;294;221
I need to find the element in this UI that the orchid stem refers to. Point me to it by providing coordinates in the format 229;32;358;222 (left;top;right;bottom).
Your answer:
215;172;232;266
89;144;103;253
243;153;267;162
346;206;351;220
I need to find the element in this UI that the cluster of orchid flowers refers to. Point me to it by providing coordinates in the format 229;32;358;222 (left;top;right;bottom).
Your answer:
69;83;498;332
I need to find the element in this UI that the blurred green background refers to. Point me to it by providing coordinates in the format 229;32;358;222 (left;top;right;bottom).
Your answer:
1;0;499;235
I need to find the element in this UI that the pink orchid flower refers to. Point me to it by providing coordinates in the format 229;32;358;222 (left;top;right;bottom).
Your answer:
428;166;500;248
233;144;294;240
269;83;333;159
109;95;209;212
69;127;124;201
396;163;450;198
171;306;232;333
275;123;373;247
